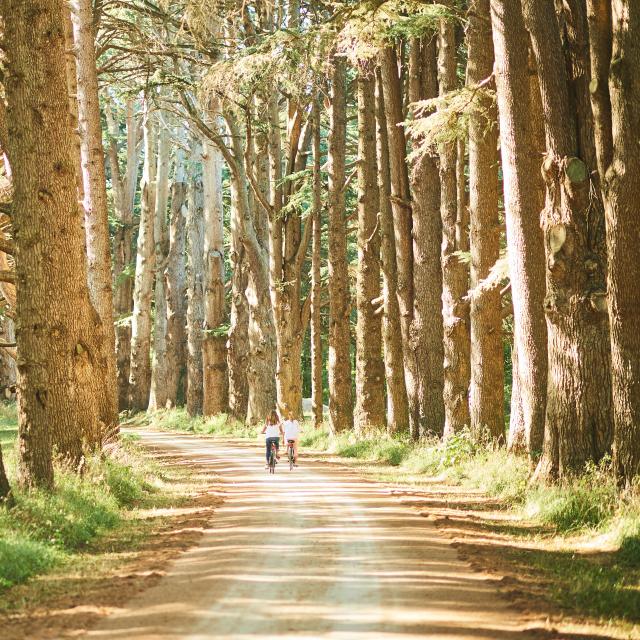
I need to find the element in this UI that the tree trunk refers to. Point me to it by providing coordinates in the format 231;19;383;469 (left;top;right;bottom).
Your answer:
591;0;640;486
408;36;445;437
262;88;310;419
327;54;353;433
70;0;118;437
491;1;548;458
186;143;205;416
354;72;385;432
107;99;140;412
63;10;84;203
2;0;109;486
523;0;613;480
380;45;419;437
128;102;157;413
202;138;228;416
149;123;171;411
467;0;504;441
164;149;188;409
228;229;250;423
225;113;277;423
311;98;324;429
0;443;11;505
439;19;471;438
375;69;410;434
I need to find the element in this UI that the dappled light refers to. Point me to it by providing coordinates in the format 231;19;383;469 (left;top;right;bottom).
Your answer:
86;431;532;639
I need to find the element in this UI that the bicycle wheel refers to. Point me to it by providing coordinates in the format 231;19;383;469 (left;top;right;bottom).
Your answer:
269;449;276;474
289;446;294;471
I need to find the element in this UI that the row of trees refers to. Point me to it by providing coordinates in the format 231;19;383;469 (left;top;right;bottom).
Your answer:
0;0;638;494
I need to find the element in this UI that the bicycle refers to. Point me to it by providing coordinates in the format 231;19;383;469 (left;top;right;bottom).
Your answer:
268;441;278;474
286;439;296;470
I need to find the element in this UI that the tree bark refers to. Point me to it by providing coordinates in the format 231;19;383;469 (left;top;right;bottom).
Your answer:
591;0;640;486
228;221;250;423
164;149;188;408
380;45;419;437
63;10;84;203
467;0;504;441
491;2;548;458
107;99;140;411
0;443;11;505
149;122;171;411
311;98;324;429
408;36;445;437
70;0;118;436
523;0;613;481
226;112;277;423
327;54;353;433
186;142;205;416
202;138;228;416
2;0;109;486
439;19;471;438
128;102;157;412
261;89;311;419
376;69;410;434
354;72;385;432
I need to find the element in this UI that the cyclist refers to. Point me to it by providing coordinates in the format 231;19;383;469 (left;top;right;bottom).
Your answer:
261;410;282;468
282;408;301;466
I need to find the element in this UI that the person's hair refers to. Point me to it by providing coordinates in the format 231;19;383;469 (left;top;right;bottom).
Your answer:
266;410;279;425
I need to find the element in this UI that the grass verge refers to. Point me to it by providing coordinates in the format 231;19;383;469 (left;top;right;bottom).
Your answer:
0;403;205;596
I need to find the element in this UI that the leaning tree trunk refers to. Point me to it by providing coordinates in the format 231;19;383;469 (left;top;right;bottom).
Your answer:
311;98;324;429
376;69;410;434
327;54;353;433
2;0;109;487
380;45;419;437
439;18;471;438
354;71;385;432
165;149;188;408
591;0;640;486
149;123;171;411
491;0;548;459
202;138;228;416
128;103;157;412
408;36;445;437
467;0;504;441
186;147;205;417
523;0;612;481
70;0;118;436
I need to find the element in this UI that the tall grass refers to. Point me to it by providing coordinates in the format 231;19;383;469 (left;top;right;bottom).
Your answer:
145;408;257;439
0;408;181;591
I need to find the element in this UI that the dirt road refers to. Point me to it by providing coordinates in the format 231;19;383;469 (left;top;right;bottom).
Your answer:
85;430;538;639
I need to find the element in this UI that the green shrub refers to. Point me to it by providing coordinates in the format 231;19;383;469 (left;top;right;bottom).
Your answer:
0;535;61;589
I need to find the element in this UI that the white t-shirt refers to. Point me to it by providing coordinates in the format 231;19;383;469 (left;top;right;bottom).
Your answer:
283;419;300;441
264;422;281;439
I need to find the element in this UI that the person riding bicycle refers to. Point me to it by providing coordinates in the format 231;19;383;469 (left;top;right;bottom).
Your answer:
282;408;301;466
261;410;283;468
